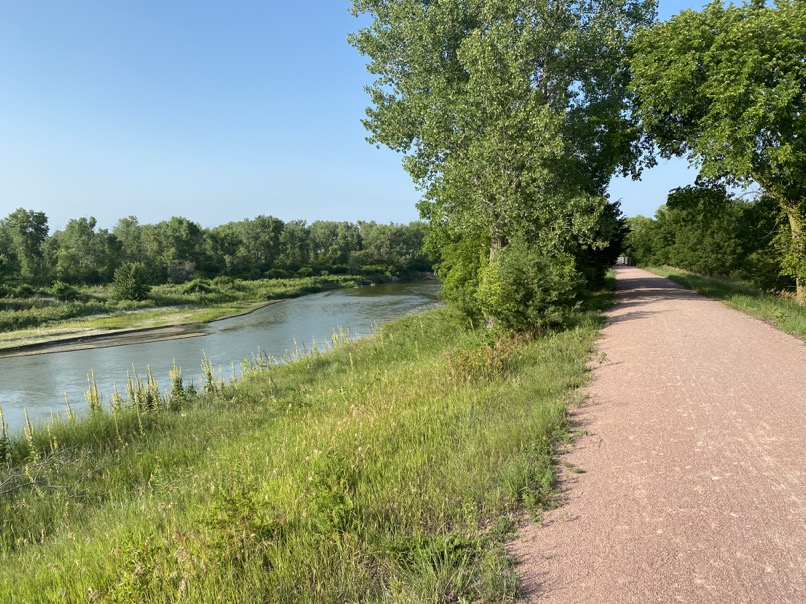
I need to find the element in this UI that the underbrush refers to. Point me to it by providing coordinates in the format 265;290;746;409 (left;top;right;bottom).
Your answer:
646;266;806;338
0;300;604;602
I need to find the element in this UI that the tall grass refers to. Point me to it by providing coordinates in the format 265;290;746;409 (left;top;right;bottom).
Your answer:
647;266;806;338
0;301;605;602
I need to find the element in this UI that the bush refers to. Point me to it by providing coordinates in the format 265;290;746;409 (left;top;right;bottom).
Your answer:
182;279;213;294
476;240;582;332
114;262;152;301
11;284;34;298
359;264;393;276
48;281;79;302
264;269;291;279
212;276;236;290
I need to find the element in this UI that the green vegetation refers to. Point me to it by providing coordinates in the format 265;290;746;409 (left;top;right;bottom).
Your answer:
114;261;152;301
0;212;431;295
350;0;647;330
630;0;806;301
0;294;607;601
4;0;803;597
646;266;806;338
623;185;792;294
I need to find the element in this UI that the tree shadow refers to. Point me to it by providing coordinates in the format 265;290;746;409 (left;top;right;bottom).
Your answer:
606;309;657;324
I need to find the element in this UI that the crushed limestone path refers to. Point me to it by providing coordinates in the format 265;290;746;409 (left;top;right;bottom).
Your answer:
512;266;806;603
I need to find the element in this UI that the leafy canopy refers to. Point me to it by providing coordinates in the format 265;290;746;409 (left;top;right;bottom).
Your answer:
630;0;806;297
351;0;655;328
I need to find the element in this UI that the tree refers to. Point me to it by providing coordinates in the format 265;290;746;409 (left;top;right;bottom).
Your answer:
241;215;284;271
623;192;789;290
207;223;244;276
143;217;206;283
278;220;311;268
354;221;428;270
630;0;806;300
660;185;745;276
114;261;152;301
623;215;660;266
51;217;120;284
351;0;655;328
3;209;49;285
309;221;362;266
113;216;147;263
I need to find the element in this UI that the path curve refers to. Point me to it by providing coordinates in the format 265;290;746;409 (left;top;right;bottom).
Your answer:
513;266;806;603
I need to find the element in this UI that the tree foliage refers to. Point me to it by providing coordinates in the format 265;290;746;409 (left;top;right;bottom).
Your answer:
623;187;789;291
50;217;120;284
351;0;655;329
630;0;806;299
1;209;49;285
0;208;431;293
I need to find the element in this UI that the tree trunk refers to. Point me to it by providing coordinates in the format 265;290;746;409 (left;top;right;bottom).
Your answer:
489;224;505;263
785;204;805;304
485;223;506;329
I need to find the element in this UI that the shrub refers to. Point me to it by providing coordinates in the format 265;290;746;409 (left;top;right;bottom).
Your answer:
48;281;79;302
182;279;213;294
114;262;152;301
11;284;34;298
359;264;392;276
264;269;291;279
476;240;583;332
212;276;236;290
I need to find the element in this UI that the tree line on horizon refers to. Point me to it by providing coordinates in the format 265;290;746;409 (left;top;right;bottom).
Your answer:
0;209;430;293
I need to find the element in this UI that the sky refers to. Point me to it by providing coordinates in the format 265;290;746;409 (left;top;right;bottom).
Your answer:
0;0;711;233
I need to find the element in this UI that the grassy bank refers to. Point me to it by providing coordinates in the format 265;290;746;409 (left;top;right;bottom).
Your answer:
646;266;806;338
0;298;606;602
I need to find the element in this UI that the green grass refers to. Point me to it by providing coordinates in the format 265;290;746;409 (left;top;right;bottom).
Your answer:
646;266;806;338
0;298;607;602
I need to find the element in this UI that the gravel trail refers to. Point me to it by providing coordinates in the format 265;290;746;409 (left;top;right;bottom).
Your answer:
512;266;806;603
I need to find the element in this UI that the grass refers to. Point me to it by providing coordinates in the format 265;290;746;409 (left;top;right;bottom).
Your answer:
0;293;609;602
645;266;806;339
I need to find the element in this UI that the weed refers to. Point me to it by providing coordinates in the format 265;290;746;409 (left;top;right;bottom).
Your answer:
85;370;101;413
0;406;8;462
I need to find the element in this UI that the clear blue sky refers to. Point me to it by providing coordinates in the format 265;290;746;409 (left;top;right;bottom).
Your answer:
0;0;709;232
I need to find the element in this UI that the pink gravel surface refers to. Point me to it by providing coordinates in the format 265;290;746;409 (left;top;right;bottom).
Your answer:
512;266;806;603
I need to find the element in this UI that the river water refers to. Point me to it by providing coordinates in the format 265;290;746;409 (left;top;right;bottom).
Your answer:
0;282;440;432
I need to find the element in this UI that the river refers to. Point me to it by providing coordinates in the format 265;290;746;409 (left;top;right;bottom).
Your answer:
0;281;440;432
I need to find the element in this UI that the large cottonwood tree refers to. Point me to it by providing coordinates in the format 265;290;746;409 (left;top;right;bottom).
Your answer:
2;209;49;285
350;0;655;328
630;0;806;301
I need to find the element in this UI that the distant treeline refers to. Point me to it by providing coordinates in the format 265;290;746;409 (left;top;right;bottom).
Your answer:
0;209;431;291
624;185;794;293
